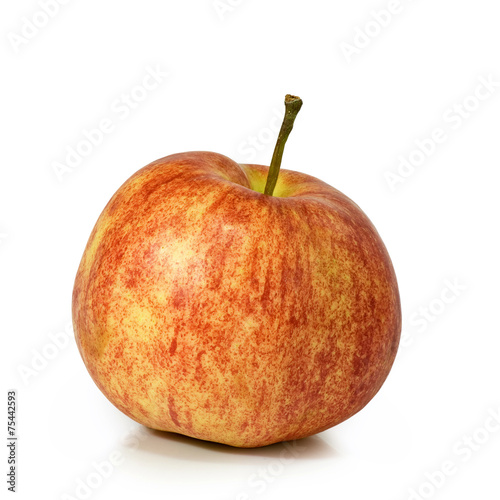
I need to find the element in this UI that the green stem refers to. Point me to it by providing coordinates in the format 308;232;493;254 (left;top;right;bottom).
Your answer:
264;94;303;196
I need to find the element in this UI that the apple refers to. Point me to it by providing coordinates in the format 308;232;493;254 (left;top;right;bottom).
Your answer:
73;95;401;448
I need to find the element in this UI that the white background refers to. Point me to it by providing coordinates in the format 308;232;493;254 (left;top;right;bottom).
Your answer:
1;0;500;499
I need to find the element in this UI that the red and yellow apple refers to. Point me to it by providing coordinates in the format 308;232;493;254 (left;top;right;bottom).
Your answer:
72;96;401;448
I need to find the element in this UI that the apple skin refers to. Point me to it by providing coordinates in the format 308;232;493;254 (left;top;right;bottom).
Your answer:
72;151;401;448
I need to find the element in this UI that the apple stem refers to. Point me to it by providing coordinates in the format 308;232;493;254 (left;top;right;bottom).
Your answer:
264;94;303;196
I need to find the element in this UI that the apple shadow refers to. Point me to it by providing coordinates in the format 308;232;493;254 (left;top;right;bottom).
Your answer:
130;427;338;464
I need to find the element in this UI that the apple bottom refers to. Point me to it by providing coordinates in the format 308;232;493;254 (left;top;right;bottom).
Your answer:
78;309;398;448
